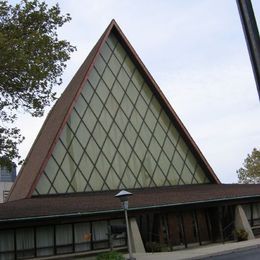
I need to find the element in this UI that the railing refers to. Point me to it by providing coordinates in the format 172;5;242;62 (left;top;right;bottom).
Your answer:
222;221;234;242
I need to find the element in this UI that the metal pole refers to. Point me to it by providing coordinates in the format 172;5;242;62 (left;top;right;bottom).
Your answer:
236;0;260;100
124;203;135;260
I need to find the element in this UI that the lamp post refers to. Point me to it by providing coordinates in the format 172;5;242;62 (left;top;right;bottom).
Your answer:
115;190;135;260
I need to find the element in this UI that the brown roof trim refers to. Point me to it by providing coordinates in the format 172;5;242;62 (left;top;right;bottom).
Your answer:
9;20;219;201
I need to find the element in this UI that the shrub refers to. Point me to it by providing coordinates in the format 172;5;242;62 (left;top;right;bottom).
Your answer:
235;229;248;241
96;250;125;260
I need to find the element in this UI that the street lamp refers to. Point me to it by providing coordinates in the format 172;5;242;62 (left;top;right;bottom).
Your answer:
115;190;135;260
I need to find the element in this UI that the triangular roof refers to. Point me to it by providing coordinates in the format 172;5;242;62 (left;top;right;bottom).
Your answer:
8;20;220;201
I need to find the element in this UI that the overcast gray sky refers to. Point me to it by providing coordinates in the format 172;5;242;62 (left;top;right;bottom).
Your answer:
14;0;260;183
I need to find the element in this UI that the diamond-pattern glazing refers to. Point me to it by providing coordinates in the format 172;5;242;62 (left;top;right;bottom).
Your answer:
33;32;210;196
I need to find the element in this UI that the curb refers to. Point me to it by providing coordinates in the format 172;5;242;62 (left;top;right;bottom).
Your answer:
188;243;260;259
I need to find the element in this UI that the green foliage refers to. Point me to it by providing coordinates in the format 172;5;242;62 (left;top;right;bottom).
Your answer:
96;251;124;260
0;0;76;168
235;229;248;241
237;148;260;184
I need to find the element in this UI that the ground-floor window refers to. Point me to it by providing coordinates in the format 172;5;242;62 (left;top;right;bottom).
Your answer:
0;219;126;259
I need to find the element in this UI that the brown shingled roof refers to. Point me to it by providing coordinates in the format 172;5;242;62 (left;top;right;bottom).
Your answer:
8;20;220;202
2;184;260;222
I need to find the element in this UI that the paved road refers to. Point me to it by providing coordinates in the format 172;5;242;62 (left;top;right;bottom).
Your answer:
204;247;260;260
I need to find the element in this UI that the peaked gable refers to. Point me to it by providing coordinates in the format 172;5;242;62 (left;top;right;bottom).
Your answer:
8;20;220;201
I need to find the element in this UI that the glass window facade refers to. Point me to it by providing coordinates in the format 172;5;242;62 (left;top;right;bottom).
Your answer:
0;219;126;259
33;32;210;196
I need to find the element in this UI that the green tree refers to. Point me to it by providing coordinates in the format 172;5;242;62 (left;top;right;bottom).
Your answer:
237;148;260;184
0;0;76;168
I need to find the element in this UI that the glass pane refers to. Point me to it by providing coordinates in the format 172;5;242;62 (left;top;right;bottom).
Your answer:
56;225;73;254
68;109;81;133
99;107;113;132
149;137;161;160
76;122;90;149
103;67;115;89
121;95;134;118
90;94;103;118
159;110;170;132
16;228;34;250
81;81;95;103
138;166;152;187
181;165;193;184
149;96;161;119
83;108;97;132
112;80;125;104
78;153;94;180
112;153;126;177
102;138;116;163
167;166;180;185
106;168;120;189
123;56;135;77
107;33;118;50
143;152;156;175
115;108;128;132
122;167;136;188
88;169;104;191
88;68;100;89
105;94;119;118
168;125;179;146
132;70;144;91
60;124;73;149
172;151;184;174
177;138;188;160
153;166;166;186
126;82;139;104
114;42;126;63
95;153;110;180
92;221;109;249
86;138;100;163
154;123;166;146
61;153;77;181
144;109;157;132
130;109;142;132
134;138;147;161
118;137;132;161
118;68;130;91
0;229;14;252
128;152;141;177
95;55;106;75
139;123;152;146
163;137;175;161
109;123;122;147
186;152;197;174
36;226;54;257
124;123;137;147
44;156;59;182
141;83;153;105
135;95;148;116
158;152;170;174
71;169;87;192
96;79;110;103
108;54;121;76
92;122;106;148
52;170;69;193
100;43;112;62
36;173;51;194
74;223;91;252
52;141;66;165
194;166;208;184
68;137;84;164
74;94;87;118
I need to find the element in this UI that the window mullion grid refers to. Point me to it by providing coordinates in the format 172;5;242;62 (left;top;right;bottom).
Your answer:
128;82;157;188
191;162;199;184
90;46;126;190
179;145;191;184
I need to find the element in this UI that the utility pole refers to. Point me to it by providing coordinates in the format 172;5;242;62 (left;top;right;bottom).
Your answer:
237;0;260;100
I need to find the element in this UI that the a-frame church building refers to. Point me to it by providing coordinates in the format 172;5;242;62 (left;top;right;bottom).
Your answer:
1;20;260;259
